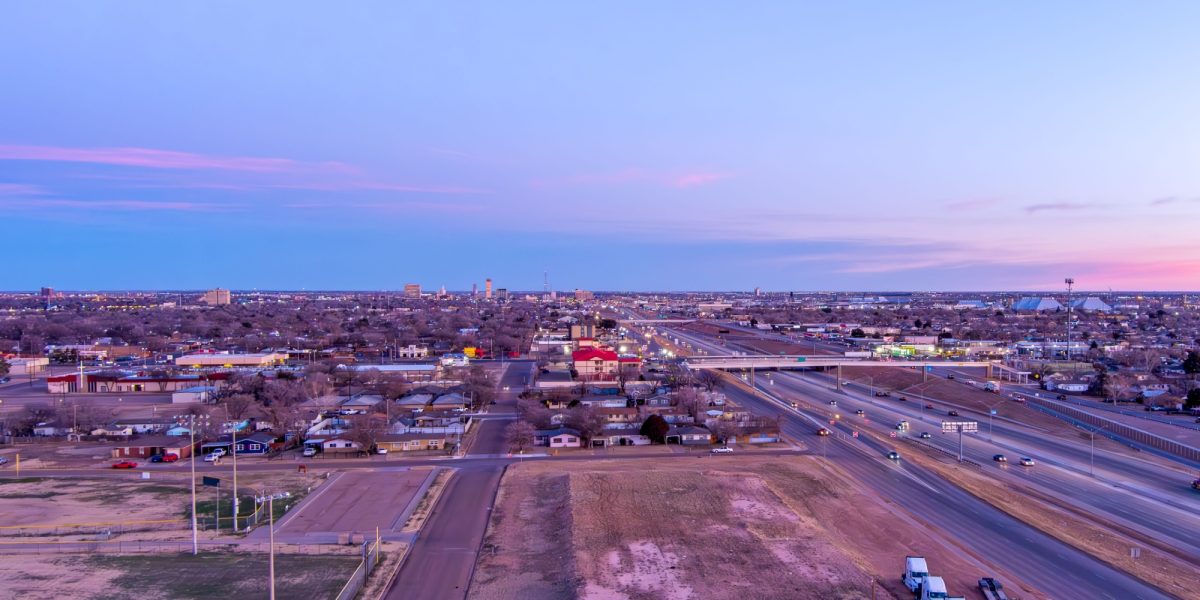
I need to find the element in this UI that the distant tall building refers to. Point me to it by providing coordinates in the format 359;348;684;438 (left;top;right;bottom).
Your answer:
496;288;508;300
201;288;232;305
574;289;595;301
40;287;55;298
754;287;762;297
404;283;421;298
471;283;478;297
437;285;447;298
485;278;493;299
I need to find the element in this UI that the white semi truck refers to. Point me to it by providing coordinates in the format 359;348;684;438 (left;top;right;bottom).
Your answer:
903;556;929;592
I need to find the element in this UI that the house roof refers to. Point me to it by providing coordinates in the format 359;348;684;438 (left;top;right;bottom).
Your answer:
535;427;582;437
573;347;618;362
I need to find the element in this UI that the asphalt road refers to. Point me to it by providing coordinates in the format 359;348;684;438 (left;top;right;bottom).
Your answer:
382;361;529;600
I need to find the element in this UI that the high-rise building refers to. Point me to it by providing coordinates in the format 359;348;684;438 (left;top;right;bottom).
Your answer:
754;287;762;297
201;288;232;305
40;287;55;298
496;288;508;300
404;283;421;298
471;283;478;297
485;278;493;299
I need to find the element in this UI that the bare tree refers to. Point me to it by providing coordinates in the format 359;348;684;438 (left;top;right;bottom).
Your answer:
222;393;257;421
505;421;537;452
346;413;387;453
696;370;725;392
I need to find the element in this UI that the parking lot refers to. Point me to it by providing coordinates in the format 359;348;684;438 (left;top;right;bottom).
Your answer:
269;467;434;542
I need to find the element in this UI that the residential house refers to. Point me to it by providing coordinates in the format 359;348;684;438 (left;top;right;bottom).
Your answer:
112;435;195;459
665;425;713;445
376;433;447;453
534;427;583;448
597;407;640;426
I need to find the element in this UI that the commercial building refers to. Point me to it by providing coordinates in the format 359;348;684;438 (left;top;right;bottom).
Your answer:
48;371;230;394
201;288;232;305
485;278;493;299
574;289;595;302
404;283;421;298
174;352;286;368
4;357;49;375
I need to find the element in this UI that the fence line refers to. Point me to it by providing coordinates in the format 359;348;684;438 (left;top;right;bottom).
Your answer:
1025;397;1200;463
334;532;383;600
0;539;361;556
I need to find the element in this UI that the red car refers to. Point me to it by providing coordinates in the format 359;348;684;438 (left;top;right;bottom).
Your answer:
111;461;138;469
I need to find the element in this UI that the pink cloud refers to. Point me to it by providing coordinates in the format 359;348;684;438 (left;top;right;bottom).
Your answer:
0;183;48;196
1024;201;1107;214
0;144;357;174
269;181;488;194
531;168;732;190
1;197;226;212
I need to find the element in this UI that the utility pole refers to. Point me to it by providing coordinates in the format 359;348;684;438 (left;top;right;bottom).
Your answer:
187;415;200;555
268;494;277;600
1065;277;1074;362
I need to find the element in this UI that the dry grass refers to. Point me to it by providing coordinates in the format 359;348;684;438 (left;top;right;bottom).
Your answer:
402;468;452;532
471;457;1016;600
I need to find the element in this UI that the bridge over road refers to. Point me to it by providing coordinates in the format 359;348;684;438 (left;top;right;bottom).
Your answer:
682;355;1030;388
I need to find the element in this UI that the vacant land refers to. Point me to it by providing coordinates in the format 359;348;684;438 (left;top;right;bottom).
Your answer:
0;471;322;539
470;457;988;600
0;551;358;600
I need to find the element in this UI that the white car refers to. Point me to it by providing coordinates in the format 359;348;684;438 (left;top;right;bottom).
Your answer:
1019;457;1036;466
302;447;318;457
203;453;222;462
376;448;389;455
710;447;734;454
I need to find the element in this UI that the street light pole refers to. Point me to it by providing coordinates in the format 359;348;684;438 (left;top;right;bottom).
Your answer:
268;494;276;600
189;416;199;555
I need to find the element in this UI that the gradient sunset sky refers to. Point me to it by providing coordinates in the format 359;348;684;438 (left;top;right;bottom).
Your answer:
3;2;1199;291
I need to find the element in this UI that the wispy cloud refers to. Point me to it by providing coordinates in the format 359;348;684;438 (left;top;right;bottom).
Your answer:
1149;196;1200;207
1;197;227;212
1024;201;1105;214
0;183;48;196
530;168;733;190
944;198;1001;212
0;144;356;174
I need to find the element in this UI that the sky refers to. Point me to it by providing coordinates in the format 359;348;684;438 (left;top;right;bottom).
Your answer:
3;2;1200;292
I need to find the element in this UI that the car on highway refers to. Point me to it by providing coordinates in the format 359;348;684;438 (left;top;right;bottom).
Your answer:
855;409;865;416
895;420;909;430
919;432;932;439
0;457;9;466
302;447;318;457
948;410;960;417
828;400;837;406
816;428;831;436
502;385;510;391
873;390;890;397
897;396;907;402
1193;478;1200;491
924;403;933;409
710;446;734;454
946;374;955;380
993;454;1008;463
111;461;138;469
1019;457;1036;466
886;451;901;461
149;453;179;463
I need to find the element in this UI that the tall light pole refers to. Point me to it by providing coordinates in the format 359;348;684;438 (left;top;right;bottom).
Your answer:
268;494;276;600
182;413;208;555
1065;278;1074;362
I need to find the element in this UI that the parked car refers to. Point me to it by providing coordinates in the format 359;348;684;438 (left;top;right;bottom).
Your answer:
161;453;179;462
1019;457;1036;466
376;448;389;455
0;376;10;383
203;452;222;462
0;456;9;466
887;451;901;461
302;447;318;457
112;461;138;469
710;447;734;454
993;454;1008;463
919;432;932;439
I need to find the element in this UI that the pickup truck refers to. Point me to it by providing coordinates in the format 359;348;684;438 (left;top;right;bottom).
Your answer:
978;577;1010;600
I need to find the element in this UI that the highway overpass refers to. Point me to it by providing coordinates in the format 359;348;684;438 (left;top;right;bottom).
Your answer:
683;355;1030;388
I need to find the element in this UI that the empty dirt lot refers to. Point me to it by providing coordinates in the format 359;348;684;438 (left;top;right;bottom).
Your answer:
270;467;433;540
469;457;988;600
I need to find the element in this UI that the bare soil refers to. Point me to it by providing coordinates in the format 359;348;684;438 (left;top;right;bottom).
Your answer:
470;457;992;600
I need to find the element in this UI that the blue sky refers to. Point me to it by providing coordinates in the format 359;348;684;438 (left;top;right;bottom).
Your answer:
3;2;1200;291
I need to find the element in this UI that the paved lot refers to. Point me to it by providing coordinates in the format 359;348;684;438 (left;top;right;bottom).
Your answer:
270;468;433;541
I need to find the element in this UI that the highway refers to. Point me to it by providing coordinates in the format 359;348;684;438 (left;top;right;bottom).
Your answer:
646;321;1183;599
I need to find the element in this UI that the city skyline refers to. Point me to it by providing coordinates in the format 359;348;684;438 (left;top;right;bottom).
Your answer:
3;2;1200;290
